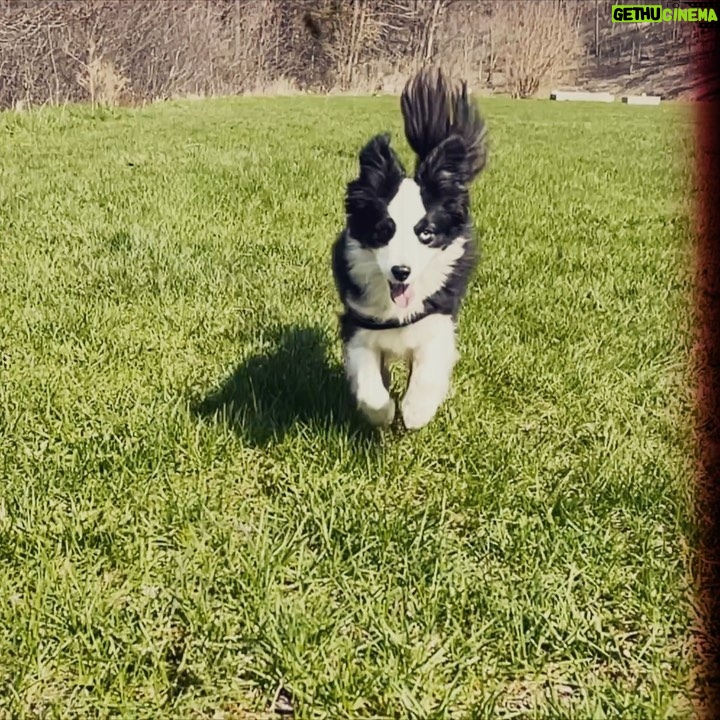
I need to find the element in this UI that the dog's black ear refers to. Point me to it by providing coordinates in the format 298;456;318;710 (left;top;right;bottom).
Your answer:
352;133;406;199
402;69;487;184
344;134;404;246
416;134;473;196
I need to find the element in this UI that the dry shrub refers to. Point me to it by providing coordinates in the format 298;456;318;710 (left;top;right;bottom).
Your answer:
301;0;387;90
242;75;301;96
491;0;584;98
434;1;494;89
75;41;128;107
0;0;294;108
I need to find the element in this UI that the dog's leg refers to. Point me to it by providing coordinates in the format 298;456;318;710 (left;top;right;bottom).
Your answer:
401;320;458;430
380;352;391;391
345;343;396;427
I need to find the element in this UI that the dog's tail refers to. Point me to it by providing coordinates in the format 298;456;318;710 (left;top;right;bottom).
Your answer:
400;68;487;185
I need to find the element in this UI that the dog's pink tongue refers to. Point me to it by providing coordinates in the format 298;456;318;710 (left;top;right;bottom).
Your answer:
391;284;414;309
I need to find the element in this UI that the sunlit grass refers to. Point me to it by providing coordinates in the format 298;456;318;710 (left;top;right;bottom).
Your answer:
0;95;697;718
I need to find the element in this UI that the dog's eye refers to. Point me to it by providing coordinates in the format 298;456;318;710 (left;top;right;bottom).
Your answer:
418;229;435;244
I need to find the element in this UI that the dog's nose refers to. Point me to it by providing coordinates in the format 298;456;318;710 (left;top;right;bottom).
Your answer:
391;265;411;282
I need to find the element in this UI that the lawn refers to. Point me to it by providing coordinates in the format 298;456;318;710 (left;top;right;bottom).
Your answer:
0;94;698;718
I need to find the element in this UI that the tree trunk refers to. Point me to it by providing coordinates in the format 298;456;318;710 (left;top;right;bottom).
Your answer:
423;0;444;62
345;0;362;88
594;0;599;61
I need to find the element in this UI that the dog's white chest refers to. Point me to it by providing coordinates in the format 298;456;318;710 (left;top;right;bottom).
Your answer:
351;314;457;362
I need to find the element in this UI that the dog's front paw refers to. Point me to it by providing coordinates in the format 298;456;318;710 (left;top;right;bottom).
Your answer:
401;392;439;430
357;389;396;427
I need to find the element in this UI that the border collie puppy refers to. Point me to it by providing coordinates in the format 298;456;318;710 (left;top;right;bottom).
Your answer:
332;68;488;429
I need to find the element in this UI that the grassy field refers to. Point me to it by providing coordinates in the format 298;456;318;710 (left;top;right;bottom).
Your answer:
0;95;698;718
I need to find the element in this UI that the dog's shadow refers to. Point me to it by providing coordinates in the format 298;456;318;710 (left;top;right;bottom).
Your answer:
191;324;373;446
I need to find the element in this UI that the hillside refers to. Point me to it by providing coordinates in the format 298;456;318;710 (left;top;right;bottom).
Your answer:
576;14;715;100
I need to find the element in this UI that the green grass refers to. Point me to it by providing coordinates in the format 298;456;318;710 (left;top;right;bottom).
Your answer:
0;95;697;719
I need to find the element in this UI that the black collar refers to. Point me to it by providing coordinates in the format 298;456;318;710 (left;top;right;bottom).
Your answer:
345;305;431;331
